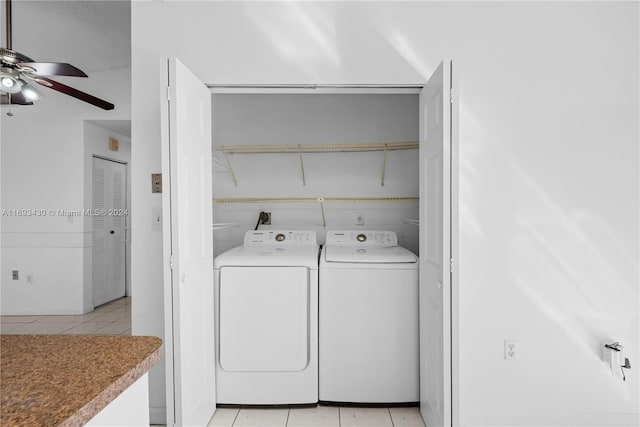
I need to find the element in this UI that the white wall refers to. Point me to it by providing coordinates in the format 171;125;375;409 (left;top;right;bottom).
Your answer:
132;2;639;425
1;68;131;315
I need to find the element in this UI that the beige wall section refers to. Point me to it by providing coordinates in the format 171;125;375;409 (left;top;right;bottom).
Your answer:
132;2;639;425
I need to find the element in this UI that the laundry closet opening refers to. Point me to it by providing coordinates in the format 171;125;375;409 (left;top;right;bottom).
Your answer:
209;90;420;255
161;59;456;425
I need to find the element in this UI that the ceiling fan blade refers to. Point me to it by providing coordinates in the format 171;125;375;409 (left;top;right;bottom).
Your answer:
18;62;88;77
1;92;34;105
35;77;114;110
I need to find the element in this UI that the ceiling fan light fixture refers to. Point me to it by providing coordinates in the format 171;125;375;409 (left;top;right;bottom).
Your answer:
0;68;22;93
1;0;114;110
21;82;42;101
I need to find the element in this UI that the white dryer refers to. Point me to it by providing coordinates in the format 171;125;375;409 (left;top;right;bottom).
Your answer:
213;230;319;405
319;230;419;404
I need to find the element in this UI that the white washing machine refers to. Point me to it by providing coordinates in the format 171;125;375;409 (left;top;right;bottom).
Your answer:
319;230;419;404
213;230;319;405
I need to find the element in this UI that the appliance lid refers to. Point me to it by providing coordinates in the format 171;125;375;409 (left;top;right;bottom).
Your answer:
214;244;319;269
324;245;417;264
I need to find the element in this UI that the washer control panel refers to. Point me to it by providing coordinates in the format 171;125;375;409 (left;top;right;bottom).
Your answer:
244;230;317;246
325;231;398;247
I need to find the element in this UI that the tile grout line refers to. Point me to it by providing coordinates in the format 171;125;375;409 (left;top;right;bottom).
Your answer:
60;323;79;334
230;407;240;427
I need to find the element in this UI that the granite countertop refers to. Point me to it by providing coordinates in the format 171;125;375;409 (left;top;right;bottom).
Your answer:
0;334;162;427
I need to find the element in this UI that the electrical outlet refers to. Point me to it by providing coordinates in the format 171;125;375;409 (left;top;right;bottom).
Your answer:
262;212;271;225
504;340;518;361
26;274;34;284
12;270;19;280
356;212;364;225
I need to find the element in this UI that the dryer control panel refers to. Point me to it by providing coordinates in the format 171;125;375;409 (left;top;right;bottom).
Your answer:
244;230;317;246
325;231;398;247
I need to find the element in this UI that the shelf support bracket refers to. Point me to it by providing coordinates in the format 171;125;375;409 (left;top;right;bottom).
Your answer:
318;197;326;228
381;144;388;187
223;153;238;187
298;145;306;186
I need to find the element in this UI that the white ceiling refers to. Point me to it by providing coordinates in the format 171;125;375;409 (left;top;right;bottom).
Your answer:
88;119;131;137
1;1;131;133
1;0;131;73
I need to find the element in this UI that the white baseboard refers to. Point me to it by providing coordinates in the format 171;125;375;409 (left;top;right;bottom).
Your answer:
149;406;167;426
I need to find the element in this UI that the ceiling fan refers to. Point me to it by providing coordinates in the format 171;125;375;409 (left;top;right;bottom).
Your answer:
0;0;114;110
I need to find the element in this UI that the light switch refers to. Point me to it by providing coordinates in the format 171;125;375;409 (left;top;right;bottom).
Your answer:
152;174;162;193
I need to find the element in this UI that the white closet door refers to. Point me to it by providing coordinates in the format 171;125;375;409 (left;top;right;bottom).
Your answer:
419;60;457;427
92;157;126;307
161;58;215;427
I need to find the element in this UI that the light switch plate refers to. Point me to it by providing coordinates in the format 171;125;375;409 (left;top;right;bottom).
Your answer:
152;174;162;193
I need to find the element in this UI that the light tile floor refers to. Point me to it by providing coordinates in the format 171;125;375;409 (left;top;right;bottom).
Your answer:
0;296;131;335
2;299;425;427
207;406;426;427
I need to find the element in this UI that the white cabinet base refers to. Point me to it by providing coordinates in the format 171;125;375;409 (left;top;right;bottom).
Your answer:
86;374;150;426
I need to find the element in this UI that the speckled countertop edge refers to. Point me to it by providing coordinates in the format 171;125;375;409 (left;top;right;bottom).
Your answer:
59;342;161;427
0;335;162;427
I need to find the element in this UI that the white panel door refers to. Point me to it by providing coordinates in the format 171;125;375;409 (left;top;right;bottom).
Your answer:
161;58;215;426
419;60;457;427
92;157;126;307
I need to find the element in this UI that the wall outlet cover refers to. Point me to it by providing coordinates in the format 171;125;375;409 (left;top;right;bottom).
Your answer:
504;339;518;361
261;211;271;225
